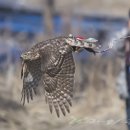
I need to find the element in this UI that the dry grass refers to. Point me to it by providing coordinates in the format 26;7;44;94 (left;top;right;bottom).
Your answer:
0;56;127;130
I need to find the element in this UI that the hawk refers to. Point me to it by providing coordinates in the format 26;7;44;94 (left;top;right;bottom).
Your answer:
20;34;105;117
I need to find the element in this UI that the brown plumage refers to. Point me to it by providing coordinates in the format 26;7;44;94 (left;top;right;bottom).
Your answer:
20;35;103;117
21;37;75;117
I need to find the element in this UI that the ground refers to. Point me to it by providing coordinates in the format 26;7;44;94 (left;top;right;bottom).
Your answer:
0;56;127;130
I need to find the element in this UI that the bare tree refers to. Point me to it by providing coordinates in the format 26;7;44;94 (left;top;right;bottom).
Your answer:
43;0;55;37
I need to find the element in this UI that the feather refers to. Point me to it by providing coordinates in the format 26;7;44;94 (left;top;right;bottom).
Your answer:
21;36;76;117
29;88;33;100
58;100;66;116
53;98;60;117
26;88;30;103
48;94;53;113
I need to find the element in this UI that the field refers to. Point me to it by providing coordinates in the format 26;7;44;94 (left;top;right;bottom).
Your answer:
0;56;127;130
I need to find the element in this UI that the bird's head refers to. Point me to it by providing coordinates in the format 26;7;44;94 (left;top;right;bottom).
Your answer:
21;51;40;61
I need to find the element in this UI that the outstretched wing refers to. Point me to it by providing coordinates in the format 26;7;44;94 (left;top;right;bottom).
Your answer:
41;44;75;117
21;58;43;105
21;38;75;117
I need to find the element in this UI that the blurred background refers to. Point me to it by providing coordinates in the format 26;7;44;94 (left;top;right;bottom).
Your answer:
0;0;130;130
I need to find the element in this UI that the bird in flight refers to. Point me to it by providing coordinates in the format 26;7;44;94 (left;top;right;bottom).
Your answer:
20;34;109;117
